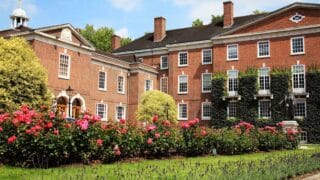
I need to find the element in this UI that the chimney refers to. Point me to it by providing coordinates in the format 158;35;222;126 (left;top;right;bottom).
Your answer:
223;1;234;28
154;17;166;42
112;35;121;50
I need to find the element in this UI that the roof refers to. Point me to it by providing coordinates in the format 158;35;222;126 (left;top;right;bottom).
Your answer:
11;8;28;19
112;13;268;53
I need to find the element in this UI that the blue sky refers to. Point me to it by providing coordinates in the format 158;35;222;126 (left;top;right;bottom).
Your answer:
1;0;320;39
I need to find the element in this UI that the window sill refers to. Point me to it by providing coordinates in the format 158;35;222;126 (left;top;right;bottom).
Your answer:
178;92;188;95
201;118;211;121
117;92;125;95
257;56;270;59
58;76;70;80
160;68;169;70
202;62;212;65
98;89;107;92
227;59;238;61
178;65;188;67
178;118;188;121
291;52;305;56
202;91;211;94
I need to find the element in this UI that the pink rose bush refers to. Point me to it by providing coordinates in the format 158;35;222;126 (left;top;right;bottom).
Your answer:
0;106;300;168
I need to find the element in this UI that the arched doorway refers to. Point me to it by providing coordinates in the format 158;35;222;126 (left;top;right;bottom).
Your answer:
57;97;67;115
72;99;81;119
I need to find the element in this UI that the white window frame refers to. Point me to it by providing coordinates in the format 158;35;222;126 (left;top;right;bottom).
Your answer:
227;70;239;97
117;75;125;94
145;79;153;92
202;49;212;65
160;55;169;70
202;73;212;93
227;44;238;61
257;40;270;58
58;53;71;79
178;51;188;67
294;99;307;119
178;103;188;120
258;100;271;119
96;103;107;121
227;101;237;118
98;71;107;91
291;36;305;55
178;75;188;94
201;102;212;120
160;77;168;93
115;105;126;121
258;67;270;95
292;64;305;94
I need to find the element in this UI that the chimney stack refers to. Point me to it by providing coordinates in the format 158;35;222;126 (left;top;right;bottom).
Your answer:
154;17;166;42
223;1;234;28
112;35;121;50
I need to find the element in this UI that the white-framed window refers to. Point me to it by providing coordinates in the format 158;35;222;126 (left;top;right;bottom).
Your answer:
202;49;212;64
292;64;305;93
227;70;239;96
58;54;71;79
227;101;237;118
116;106;125;121
258;100;271;119
259;67;270;94
202;102;212;120
227;44;238;61
178;75;188;94
145;79;153;91
257;40;270;58
178;52;188;67
98;71;107;91
117;76;125;94
294;99;306;119
96;103;107;121
160;77;168;93
160;55;168;70
202;73;212;93
291;37;305;55
178;103;188;120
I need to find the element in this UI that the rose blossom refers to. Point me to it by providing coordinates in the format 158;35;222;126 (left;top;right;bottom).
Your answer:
0;126;2;132
152;115;158;123
53;129;59;135
146;125;156;131
8;135;17;144
201;129;207;136
49;111;55;119
45;122;53;129
163;120;171;127
147;138;153;144
96;139;103;146
164;131;171;136
119;118;126;125
155;133;161;139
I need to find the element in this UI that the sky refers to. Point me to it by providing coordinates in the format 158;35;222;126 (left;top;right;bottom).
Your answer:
1;0;320;39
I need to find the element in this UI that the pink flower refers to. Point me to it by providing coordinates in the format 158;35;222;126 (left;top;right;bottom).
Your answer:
155;133;161;139
91;115;101;123
45;122;53;129
49;111;55;119
96;139;103;146
8;135;17;144
26;129;32;135
0;126;2;132
287;128;298;135
0;114;9;124
34;125;42;131
119;118;126;125
276;121;284;127
201;129;207;136
83;114;90;120
65;123;72;129
152;115;158;123
79;120;89;131
181;123;190;129
120;128;127;134
147;138;153;144
146;125;156;131
53;129;59;135
115;150;121;156
164;131;171;136
163;120;171;127
235;121;254;130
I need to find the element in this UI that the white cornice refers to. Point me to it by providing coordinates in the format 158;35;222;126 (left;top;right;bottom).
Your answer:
91;59;129;72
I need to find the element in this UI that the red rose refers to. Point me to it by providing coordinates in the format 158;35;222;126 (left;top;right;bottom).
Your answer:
120;128;127;134
53;129;59;135
163;120;171;127
182;123;190;129
0;126;3;132
119;118;126;125
164;131;171;136
155;133;161;139
8;135;17;144
201;129;207;136
65;123;72;129
115;150;121;156
26;129;32;134
96;139;103;146
49;111;55;119
147;138;153;144
146;125;156;131
45;122;53;129
152;115;158;123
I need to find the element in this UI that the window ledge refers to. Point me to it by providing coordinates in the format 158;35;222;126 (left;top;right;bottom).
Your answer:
98;89;107;92
202;62;212;65
178;65;188;67
160;68;169;70
117;92;125;95
257;56;270;59
178;92;188;95
291;52;305;56
178;118;188;121
227;59;238;61
58;76;70;80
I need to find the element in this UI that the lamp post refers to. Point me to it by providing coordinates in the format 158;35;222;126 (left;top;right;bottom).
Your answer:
165;102;169;120
66;86;74;120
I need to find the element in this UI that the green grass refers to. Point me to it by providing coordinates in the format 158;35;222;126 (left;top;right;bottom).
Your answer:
0;144;320;180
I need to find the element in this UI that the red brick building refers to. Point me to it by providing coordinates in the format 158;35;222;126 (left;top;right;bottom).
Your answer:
113;1;320;124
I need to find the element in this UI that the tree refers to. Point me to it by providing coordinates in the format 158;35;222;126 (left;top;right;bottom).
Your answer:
211;15;224;25
136;90;177;123
0;37;51;112
80;24;132;52
253;9;268;15
192;18;203;27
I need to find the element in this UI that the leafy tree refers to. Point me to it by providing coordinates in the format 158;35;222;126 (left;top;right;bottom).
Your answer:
253;9;268;15
0;37;51;112
136;90;177;123
80;24;132;52
192;18;203;27
211;15;224;25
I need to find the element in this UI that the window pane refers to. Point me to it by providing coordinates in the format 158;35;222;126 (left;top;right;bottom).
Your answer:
145;80;152;91
161;56;168;69
258;41;270;57
294;101;306;117
99;72;106;89
160;77;168;93
259;100;270;118
202;103;212;119
202;73;212;92
292;37;304;54
96;104;106;119
118;76;124;93
59;54;70;78
259;68;270;90
116;106;124;120
202;49;212;64
179;52;188;65
228;102;237;118
179;104;188;119
228;45;238;60
179;75;188;93
228;70;238;92
292;65;305;89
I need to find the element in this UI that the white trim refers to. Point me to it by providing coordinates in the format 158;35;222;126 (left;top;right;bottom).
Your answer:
178;51;188;67
258;99;271;119
257;40;270;58
201;102;212;121
227;70;239;97
98;71;107;91
291;36;305;55
160;77;168;93
178;75;188;94
202;73;212;93
115;105;126;121
201;49;212;65
227;101;237;118
58;53;71;80
292;64;306;94
96;103;108;121
117;75;126;94
178;103;188;121
160;55;169;70
258;67;271;95
294;99;307;119
227;44;239;61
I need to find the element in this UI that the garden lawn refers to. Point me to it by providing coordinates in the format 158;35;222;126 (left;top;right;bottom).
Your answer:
0;144;320;180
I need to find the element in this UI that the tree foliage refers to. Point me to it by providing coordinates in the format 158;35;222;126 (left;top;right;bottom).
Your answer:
192;18;203;27
252;9;268;15
211;15;224;25
80;24;132;52
136;90;177;123
0;37;51;112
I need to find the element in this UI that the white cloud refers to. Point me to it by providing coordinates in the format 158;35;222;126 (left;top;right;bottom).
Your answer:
0;0;38;16
108;0;142;11
115;27;129;38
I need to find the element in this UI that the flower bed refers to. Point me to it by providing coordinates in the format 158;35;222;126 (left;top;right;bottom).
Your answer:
0;106;299;168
